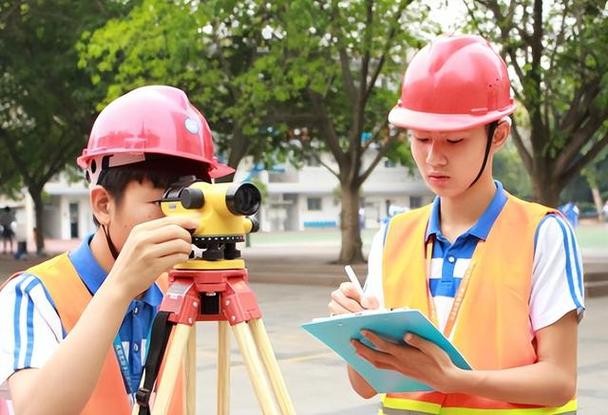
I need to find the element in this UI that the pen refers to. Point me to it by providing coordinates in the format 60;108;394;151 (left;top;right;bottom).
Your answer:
344;265;364;295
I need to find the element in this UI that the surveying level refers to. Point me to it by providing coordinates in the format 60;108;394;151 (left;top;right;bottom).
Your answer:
134;177;295;415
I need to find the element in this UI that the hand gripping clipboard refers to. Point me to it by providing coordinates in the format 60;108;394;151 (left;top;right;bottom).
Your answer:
302;309;471;392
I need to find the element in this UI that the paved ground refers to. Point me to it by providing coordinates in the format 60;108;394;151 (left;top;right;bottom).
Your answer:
195;283;608;414
0;239;607;413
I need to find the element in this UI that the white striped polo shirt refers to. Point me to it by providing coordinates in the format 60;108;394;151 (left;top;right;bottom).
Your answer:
0;235;164;401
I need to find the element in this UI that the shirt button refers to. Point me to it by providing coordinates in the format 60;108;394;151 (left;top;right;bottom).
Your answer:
447;256;455;263
133;307;139;315
133;343;139;352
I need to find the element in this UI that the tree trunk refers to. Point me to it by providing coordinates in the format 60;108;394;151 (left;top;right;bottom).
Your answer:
531;170;561;207
216;125;249;184
337;182;364;264
227;124;249;170
590;186;604;220
29;188;46;255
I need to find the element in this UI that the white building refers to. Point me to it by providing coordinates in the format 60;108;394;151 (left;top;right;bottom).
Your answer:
237;153;432;232
5;152;433;241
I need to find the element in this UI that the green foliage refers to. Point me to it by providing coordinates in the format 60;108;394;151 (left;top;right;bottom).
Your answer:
0;0;133;250
465;0;608;204
249;0;432;174
78;0;431;178
493;141;532;199
78;0;300;169
381;139;415;177
0;139;22;198
77;0;435;262
0;1;133;182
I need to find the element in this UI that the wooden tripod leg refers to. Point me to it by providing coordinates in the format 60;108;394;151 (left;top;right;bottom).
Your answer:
217;321;230;415
232;322;280;415
186;326;196;415
152;324;193;415
250;319;296;415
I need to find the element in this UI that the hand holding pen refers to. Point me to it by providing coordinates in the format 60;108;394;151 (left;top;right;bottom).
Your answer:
328;265;379;315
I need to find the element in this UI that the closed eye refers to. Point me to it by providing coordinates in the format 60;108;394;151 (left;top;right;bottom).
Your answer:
447;139;463;144
415;137;430;143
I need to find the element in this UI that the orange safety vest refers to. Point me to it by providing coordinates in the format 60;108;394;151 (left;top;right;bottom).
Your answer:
1;253;184;415
380;194;577;414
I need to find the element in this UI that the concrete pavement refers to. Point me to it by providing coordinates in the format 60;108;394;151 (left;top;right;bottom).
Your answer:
193;283;608;414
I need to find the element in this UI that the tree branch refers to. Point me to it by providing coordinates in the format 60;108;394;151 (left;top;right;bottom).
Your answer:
560;132;608;185
329;3;357;103
556;108;607;173
1;131;33;184
359;129;396;185
308;90;346;167
548;0;569;71
338;48;357;104
211;24;240;101
316;154;340;178
462;1;488;38
350;0;374;153
361;120;387;154
0;1;22;25
364;0;411;103
264;110;320;126
510;121;534;173
360;0;372;98
559;81;599;133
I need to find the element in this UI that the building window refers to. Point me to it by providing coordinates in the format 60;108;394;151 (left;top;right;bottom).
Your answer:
410;196;422;209
307;197;322;211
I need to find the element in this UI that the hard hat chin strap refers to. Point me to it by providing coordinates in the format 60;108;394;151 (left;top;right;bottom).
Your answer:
469;120;498;188
102;223;120;260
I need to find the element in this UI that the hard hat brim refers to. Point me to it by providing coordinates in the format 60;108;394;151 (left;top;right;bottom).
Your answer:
209;162;235;179
77;150;235;179
388;105;515;132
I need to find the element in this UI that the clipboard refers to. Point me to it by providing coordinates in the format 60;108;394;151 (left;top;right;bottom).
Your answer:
301;309;471;392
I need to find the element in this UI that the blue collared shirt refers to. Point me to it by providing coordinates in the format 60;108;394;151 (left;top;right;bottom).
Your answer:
69;235;163;393
425;181;508;298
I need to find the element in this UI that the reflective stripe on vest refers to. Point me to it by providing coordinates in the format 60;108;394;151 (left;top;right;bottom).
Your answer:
381;398;577;414
19;254;184;415
380;194;576;413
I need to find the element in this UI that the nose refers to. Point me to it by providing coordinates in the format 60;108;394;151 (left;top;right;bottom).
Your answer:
426;139;447;166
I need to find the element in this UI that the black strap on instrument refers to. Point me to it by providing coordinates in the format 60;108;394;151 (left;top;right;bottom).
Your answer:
136;311;174;415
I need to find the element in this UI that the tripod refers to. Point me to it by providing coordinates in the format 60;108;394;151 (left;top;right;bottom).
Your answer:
133;251;296;415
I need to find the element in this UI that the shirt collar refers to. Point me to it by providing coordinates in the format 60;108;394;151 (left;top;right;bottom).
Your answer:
425;180;508;242
68;235;163;307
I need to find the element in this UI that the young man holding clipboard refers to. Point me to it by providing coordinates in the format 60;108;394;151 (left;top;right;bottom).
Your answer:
328;34;583;414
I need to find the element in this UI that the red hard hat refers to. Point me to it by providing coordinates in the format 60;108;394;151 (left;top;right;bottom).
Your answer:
388;35;515;131
77;85;234;183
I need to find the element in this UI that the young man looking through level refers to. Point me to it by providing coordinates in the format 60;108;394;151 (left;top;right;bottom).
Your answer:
0;85;233;414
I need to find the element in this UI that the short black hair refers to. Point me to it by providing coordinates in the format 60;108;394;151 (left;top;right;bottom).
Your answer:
93;155;211;226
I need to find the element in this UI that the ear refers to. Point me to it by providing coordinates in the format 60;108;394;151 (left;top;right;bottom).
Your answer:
90;185;113;226
491;120;511;150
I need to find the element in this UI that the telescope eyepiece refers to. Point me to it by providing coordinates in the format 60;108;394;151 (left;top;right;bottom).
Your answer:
226;183;261;216
180;188;205;209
